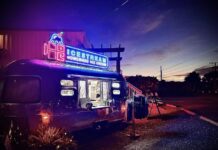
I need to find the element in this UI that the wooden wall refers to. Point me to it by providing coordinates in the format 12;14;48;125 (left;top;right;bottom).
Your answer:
0;30;91;68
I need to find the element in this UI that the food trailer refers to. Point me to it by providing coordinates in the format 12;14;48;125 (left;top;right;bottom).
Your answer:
0;33;128;137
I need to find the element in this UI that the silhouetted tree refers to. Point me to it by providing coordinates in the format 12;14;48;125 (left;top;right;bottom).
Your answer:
202;71;218;94
185;71;201;94
158;81;188;97
126;75;158;94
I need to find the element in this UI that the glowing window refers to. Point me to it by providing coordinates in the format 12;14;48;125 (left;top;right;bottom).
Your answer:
60;80;73;86
0;34;8;50
61;90;74;96
112;82;120;88
0;35;3;49
113;90;120;95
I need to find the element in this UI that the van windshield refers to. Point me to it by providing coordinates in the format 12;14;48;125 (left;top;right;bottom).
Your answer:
1;76;40;103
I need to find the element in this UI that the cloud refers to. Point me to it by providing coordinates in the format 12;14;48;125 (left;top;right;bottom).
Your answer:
127;34;206;62
122;63;132;67
117;10;171;42
170;65;214;78
132;41;182;60
111;63;132;67
214;48;218;53
130;10;170;35
195;66;213;75
135;14;165;34
173;73;189;77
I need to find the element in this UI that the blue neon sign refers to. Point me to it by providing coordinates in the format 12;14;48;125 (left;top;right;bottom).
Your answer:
65;46;108;68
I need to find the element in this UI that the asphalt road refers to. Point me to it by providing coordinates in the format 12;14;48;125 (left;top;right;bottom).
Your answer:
73;105;218;150
163;96;218;122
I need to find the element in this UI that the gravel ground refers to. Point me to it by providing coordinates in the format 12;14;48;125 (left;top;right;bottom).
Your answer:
73;105;218;150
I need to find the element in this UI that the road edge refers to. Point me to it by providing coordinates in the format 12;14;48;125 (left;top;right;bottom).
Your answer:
166;103;218;127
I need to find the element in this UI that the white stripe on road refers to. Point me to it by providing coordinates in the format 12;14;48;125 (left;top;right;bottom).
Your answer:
165;104;177;108
166;103;218;127
199;116;218;127
181;108;196;116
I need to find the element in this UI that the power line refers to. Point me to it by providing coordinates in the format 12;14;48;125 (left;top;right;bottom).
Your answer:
156;48;217;77
163;64;198;76
164;64;204;77
160;46;218;74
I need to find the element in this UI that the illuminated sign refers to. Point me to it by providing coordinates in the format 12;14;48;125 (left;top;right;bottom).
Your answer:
44;32;108;68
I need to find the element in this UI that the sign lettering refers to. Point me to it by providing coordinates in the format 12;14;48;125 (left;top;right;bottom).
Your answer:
43;33;108;68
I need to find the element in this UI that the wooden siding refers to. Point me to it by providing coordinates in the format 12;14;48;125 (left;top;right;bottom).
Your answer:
0;30;91;68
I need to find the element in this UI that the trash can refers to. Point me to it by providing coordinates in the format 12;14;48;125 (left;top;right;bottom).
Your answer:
127;101;133;121
134;96;148;119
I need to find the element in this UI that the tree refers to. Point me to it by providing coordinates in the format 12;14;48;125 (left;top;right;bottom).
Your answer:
185;71;201;93
126;75;158;94
202;71;218;94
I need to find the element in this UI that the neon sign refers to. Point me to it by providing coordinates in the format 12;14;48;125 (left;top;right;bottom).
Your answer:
43;32;108;68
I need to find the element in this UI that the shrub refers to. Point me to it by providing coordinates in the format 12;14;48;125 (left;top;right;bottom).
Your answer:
28;124;77;150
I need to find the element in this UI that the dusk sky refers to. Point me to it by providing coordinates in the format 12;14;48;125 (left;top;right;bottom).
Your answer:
1;0;218;81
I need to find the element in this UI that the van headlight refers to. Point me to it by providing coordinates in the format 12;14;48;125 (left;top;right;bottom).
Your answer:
113;90;120;95
112;82;120;88
61;90;74;96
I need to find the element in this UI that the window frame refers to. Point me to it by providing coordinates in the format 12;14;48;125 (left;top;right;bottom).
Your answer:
77;78;112;108
1;75;41;103
78;80;87;99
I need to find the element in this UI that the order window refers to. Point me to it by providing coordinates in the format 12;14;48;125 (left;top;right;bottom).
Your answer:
78;79;110;109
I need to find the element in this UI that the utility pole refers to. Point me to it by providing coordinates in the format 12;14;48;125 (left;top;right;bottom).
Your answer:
160;66;163;81
209;62;218;72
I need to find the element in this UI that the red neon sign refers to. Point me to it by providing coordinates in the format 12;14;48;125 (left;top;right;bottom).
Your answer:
44;41;66;62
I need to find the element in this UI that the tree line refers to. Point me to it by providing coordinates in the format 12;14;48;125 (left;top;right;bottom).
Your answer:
126;71;218;97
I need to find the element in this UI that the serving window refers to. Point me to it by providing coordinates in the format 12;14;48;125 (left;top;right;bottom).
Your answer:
78;79;110;109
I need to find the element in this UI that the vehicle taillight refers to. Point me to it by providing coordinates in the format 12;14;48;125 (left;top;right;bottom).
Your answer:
121;103;126;113
39;111;52;125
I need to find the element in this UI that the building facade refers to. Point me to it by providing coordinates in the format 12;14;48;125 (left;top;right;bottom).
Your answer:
0;29;91;68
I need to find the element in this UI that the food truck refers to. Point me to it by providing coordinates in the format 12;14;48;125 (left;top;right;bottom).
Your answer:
0;33;128;137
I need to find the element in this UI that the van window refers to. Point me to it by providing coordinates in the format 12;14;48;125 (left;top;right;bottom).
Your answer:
1;76;40;103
